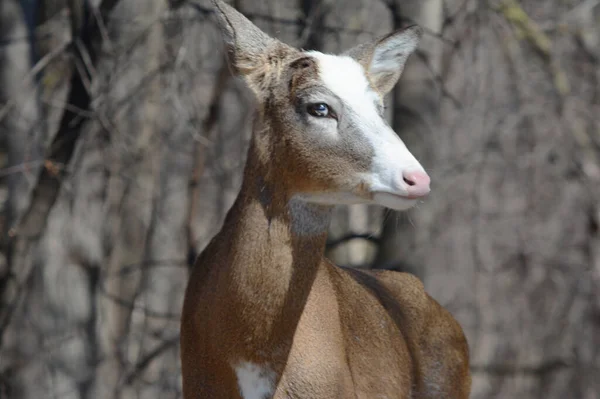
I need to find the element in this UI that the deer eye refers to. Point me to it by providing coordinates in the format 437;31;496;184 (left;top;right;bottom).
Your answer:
307;103;330;118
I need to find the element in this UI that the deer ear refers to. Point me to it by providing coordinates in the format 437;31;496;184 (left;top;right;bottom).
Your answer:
345;26;422;95
212;0;277;73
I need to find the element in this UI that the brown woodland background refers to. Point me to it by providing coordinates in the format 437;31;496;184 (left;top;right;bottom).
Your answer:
1;0;600;398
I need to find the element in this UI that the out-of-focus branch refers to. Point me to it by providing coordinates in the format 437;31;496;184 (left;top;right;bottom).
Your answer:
414;49;462;108
185;0;370;36
470;358;571;376
380;0;456;46
493;0;570;97
1;0;121;344
186;63;230;268
6;0;120;240
0;41;69;123
121;336;179;385
298;0;331;50
98;289;181;321
373;0;444;277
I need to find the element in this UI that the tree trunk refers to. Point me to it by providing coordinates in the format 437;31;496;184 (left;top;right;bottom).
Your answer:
373;0;444;278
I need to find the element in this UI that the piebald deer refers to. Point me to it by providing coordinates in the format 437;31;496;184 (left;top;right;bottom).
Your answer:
180;1;471;398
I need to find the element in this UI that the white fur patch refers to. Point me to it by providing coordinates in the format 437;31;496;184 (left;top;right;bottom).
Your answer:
235;362;275;399
306;51;426;210
306;51;380;128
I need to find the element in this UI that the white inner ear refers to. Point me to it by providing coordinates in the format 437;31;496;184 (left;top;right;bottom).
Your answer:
370;33;420;75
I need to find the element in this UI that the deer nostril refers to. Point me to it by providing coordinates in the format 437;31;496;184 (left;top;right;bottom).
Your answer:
403;176;417;186
402;171;431;198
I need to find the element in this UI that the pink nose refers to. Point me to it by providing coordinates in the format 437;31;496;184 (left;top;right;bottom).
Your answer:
402;170;431;199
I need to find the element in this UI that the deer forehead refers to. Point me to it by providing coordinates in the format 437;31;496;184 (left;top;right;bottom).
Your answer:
305;51;381;117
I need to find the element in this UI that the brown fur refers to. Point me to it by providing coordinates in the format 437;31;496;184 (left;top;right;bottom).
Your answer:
180;1;471;398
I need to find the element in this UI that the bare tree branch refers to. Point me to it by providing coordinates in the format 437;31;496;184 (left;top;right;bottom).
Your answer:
1;0;121;346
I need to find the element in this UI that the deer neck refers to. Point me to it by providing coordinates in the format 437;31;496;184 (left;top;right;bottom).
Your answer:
216;133;332;348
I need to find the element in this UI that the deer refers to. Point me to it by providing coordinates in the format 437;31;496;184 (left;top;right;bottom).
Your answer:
180;1;471;398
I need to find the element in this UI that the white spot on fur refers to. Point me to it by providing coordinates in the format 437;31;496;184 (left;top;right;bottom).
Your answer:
306;51;426;211
235;362;275;399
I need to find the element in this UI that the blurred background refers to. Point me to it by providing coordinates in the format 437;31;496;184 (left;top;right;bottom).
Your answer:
1;0;599;398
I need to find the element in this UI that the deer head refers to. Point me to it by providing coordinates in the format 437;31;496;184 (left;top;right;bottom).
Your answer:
213;0;429;211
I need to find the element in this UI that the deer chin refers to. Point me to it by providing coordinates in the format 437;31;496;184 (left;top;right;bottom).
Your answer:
372;191;419;211
294;192;368;206
295;191;419;211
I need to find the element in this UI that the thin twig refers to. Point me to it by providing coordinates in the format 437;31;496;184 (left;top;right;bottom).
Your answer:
0;41;69;122
186;63;231;267
186;0;370;36
121;337;179;385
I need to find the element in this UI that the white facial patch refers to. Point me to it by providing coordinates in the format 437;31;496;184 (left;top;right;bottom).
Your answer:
305;51;381;128
235;362;276;399
305;51;426;210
